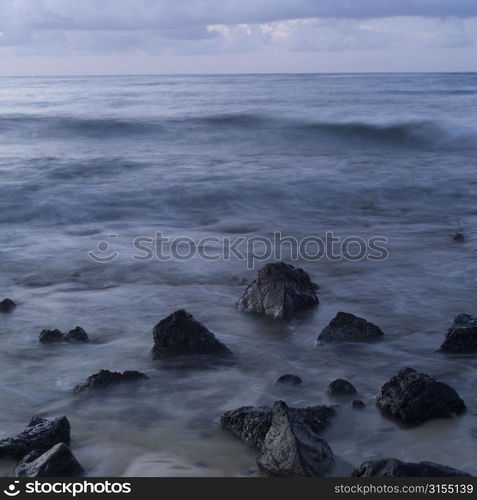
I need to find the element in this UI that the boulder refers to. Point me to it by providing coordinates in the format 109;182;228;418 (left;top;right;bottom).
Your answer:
439;314;477;354
352;458;470;477
276;374;302;386
151;309;232;360
39;328;89;344
65;327;89;343
0;298;16;313
235;263;319;319
74;369;148;394
352;400;366;409
318;312;384;342
376;368;466;425
256;401;335;477
15;443;84;477
0;416;70;459
327;379;357;396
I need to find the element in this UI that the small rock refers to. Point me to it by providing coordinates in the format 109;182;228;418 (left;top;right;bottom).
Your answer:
73;369;148;394
352;400;366;409
39;329;65;343
235;262;319;319
151;309;232;360
352;458;470;477
256;401;335;477
276;374;302;386
0;298;16;313
15;443;84;477
376;367;466;425
451;232;464;242
439;313;477;354
0;416;70;459
318;312;384;342
65;327;89;343
327;379;357;396
39;328;89;344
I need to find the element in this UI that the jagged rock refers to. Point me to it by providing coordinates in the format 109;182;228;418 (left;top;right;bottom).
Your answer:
352;458;470;477
151;309;232;360
318;312;384;342
376;368;466;425
0;416;70;459
451;232;464;242
327;379;357;396
256;401;335;477
352;400;366;409
15;443;84;477
73;370;148;394
220;403;335;452
65;327;89;343
276;374;302;386
235;263;319;319
0;298;16;313
439;314;477;354
39;328;89;344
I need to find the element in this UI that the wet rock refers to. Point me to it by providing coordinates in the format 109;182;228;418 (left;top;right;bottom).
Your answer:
327;379;357;396
318;312;384;342
256;401;335;477
276;374;302;386
439;314;477;354
376;367;466;425
235;263;319;319
0;416;70;459
151;309;232;360
220;403;335;452
65;327;89;343
39;328;89;344
451;232;464;242
39;329;65;343
352;400;366;409
352;458;470;477
0;298;16;313
73;369;148;394
15;443;84;477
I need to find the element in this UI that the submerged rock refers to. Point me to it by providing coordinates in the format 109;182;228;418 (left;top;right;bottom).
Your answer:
0;416;70;459
15;443;84;477
439;313;477;354
151;309;232;360
318;312;384;342
74;369;148;394
257;401;335;477
352;400;366;409
39;327;89;344
376;368;466;425
327;379;357;396
65;327;89;343
0;298;16;313
235;263;319;319
276;374;302;386
451;232;464;242
352;458;470;477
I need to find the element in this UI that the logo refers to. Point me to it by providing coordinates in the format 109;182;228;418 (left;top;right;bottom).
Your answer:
3;481;20;497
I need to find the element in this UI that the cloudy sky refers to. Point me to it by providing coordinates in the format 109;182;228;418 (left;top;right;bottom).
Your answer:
0;0;476;75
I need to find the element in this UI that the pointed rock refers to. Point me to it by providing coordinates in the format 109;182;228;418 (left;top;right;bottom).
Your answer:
439;313;477;354
318;312;384;342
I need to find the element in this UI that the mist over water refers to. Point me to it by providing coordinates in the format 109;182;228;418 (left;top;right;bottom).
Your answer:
0;73;476;476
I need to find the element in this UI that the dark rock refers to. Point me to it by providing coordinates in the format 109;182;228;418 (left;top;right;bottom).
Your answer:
235;263;319;319
39;329;65;343
65;327;89;343
15;443;84;477
276;374;302;386
318;312;384;342
220;403;335;452
451;232;464;242
352;400;366;409
327;379;357;396
0;416;70;459
352;458;470;477
439;314;477;354
0;298;16;313
376;367;466;425
256;401;335;477
73;369;148;394
151;309;232;360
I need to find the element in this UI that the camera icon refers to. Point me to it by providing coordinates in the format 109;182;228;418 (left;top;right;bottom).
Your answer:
87;234;120;263
4;481;20;497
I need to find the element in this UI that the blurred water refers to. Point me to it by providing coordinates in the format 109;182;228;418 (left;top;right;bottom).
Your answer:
0;73;476;476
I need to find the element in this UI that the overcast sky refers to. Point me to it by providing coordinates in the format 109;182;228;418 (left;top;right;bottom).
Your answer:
0;0;476;75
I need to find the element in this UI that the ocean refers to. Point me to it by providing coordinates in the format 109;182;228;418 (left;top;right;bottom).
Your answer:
0;73;476;476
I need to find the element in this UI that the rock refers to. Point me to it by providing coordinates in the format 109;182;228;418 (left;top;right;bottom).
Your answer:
256;401;335;477
0;298;16;313
235;263;319;319
352;458;470;477
376;367;466;425
439;314;477;354
220;403;335;452
151;309;232;360
352;400;366;409
0;416;70;459
15;443;84;477
318;312;384;342
39;329;65;343
276;374;302;386
65;327;89;343
451;232;464;242
73;369;148;394
327;379;357;396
